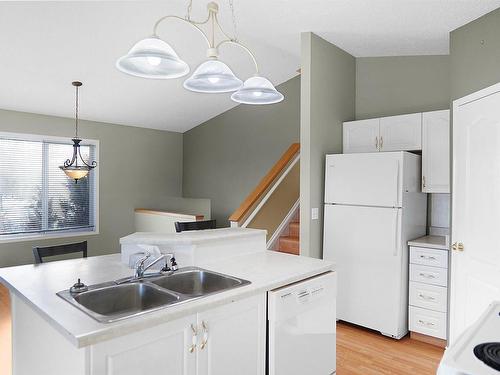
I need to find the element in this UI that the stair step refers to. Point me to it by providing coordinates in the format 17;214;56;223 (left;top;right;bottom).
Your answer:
289;222;300;237
278;235;299;255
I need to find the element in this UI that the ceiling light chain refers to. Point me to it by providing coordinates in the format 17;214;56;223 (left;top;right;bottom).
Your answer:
116;1;284;104
229;0;238;42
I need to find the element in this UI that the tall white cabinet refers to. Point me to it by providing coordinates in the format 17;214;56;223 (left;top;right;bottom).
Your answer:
422;110;450;193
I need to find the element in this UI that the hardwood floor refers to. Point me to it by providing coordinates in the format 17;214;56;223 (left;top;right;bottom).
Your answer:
0;284;11;375
337;322;444;374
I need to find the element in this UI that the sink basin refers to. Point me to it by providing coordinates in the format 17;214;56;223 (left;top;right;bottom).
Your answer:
57;267;251;323
58;282;180;323
150;268;250;297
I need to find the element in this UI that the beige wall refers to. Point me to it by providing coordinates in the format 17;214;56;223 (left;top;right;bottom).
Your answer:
450;8;500;100
183;76;300;228
300;32;356;259
356;55;450;119
0;109;183;267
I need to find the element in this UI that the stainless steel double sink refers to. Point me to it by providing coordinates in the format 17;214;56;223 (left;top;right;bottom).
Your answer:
57;267;251;323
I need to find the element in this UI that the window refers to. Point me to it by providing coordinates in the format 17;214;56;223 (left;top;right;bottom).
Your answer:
0;133;98;240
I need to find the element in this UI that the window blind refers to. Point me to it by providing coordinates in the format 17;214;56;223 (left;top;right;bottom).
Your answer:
0;135;96;237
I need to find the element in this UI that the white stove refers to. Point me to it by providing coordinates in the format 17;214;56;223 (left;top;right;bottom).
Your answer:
438;301;500;374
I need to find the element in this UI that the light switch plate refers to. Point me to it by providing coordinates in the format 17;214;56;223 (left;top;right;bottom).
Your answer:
311;207;319;220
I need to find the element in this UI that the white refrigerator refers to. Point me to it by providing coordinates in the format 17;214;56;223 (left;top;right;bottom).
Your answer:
323;151;427;339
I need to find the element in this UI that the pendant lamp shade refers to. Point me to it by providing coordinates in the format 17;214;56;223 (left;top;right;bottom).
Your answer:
116;37;189;79
183;59;242;93
231;76;284;105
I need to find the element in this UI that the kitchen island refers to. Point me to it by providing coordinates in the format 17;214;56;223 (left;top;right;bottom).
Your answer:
0;228;335;375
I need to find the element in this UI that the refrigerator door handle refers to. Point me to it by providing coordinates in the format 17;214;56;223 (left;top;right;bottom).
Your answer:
393;209;401;256
394;160;400;207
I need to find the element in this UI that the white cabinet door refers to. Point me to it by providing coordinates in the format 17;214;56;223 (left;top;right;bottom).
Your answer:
197;294;266;375
90;315;197;375
450;85;500;344
422;110;450;193
379;113;422;151
343;118;380;153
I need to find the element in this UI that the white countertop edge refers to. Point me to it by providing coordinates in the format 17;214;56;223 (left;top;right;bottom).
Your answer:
408;235;449;250
1;258;334;348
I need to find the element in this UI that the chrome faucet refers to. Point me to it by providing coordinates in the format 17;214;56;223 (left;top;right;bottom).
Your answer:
134;252;178;279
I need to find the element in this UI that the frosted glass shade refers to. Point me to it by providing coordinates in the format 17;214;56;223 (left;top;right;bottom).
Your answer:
59;166;90;181
231;76;284;105
116;37;189;79
183;59;242;93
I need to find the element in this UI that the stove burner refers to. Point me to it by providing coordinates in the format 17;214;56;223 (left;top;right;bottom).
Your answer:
474;342;500;371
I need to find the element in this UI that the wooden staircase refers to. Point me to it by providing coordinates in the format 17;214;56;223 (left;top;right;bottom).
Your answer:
278;216;299;255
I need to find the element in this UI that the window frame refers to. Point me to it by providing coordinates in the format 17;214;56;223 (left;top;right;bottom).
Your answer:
0;131;100;243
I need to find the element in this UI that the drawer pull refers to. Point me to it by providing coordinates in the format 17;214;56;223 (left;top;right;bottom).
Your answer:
418;319;435;327
419;255;437;260
418;293;435;301
419;272;436;279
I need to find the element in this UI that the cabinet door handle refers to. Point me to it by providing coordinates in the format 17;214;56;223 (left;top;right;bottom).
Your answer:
375;136;379;150
422;175;426;189
419;254;436;260
189;323;197;353
418;319;435;327
200;320;209;350
380;136;383;149
418;293;435;301
419;272;436;279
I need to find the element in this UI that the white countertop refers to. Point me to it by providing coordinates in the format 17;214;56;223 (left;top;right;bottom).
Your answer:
408;235;448;250
0;251;334;348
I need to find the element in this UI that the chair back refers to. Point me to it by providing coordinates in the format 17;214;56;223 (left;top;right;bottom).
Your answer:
32;241;88;264
175;220;216;233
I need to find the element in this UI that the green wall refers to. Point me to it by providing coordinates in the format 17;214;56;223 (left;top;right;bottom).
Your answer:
0;109;183;267
300;32;356;259
356;55;450;119
450;8;500;100
182;76;300;227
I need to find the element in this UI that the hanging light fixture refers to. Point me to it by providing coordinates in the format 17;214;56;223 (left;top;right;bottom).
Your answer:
116;0;283;104
59;81;97;183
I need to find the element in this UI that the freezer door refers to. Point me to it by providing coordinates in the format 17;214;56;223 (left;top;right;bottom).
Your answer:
323;204;406;338
325;152;402;207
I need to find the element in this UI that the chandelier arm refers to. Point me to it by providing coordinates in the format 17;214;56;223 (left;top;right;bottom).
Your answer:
153;15;211;48
77;146;97;169
63;146;78;168
214;13;235;42
216;39;260;74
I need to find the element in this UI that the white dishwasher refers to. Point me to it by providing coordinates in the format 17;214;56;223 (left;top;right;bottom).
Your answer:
268;271;337;375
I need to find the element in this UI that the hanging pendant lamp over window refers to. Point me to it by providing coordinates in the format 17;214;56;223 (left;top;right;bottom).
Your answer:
116;0;283;104
59;81;97;183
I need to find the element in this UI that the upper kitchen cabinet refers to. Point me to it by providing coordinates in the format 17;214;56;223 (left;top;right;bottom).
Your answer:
422;110;450;193
379;113;422;152
343;113;422;153
343;118;380;153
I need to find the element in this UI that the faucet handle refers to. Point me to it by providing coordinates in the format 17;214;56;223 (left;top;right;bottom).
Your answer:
170;257;178;271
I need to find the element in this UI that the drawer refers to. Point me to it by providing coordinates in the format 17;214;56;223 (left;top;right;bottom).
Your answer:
410;264;448;287
409;306;447;339
409;281;447;312
410;246;448;269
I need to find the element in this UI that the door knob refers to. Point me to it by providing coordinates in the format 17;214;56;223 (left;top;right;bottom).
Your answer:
452;242;464;251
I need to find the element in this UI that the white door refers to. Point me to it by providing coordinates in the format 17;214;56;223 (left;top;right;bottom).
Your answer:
422;110;450;193
324;153;402;207
197;294;266;375
323;204;405;337
379;113;422;151
90;315;197;375
450;85;500;343
343;118;380;153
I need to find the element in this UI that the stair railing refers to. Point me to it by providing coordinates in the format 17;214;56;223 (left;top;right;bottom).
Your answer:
229;143;300;229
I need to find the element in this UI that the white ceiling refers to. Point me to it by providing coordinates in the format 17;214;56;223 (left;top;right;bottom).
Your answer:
1;1;500;133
